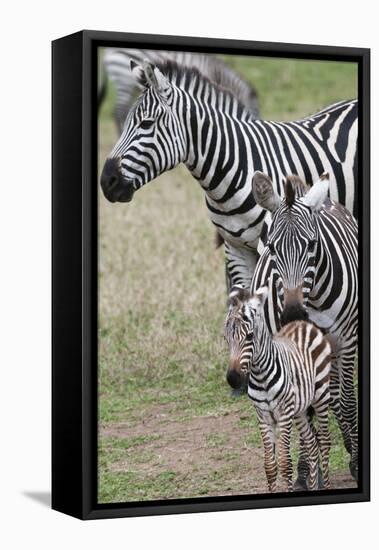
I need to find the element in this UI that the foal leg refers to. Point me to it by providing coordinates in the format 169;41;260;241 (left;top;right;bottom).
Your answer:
315;408;331;489
257;416;277;492
313;386;331;490
295;414;319;491
295;406;314;490
278;415;294;492
294;435;309;491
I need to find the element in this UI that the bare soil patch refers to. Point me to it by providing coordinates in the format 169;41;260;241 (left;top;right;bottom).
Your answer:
100;404;356;497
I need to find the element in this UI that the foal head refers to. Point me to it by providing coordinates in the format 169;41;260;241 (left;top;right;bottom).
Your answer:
224;286;269;389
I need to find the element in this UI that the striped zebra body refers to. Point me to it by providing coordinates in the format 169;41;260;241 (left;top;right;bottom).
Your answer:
251;172;358;481
225;286;331;492
101;48;260;133
100;61;358;290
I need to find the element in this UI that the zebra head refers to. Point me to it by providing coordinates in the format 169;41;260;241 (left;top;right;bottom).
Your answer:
100;60;187;203
224;285;268;389
252;171;330;326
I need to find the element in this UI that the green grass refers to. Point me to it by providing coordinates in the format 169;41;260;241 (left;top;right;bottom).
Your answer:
98;50;358;503
223;55;357;120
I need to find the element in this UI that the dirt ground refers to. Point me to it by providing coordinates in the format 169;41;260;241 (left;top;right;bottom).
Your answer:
100;403;356;499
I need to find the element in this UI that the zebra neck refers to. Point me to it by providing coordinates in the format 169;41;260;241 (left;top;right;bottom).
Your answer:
180;89;253;194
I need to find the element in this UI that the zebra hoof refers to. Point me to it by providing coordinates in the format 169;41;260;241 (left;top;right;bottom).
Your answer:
349;460;358;481
317;466;325;490
293;477;308;491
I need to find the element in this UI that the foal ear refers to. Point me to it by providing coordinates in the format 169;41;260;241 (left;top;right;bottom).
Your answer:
301;172;330;211
253;286;269;307
248;286;268;312
252;171;281;212
228;286;251;308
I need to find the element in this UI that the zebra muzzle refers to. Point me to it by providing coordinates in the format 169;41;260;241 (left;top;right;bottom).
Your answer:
281;285;308;326
226;359;246;390
100;158;135;203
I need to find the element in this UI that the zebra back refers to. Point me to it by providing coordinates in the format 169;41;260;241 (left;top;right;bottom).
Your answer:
276;320;332;399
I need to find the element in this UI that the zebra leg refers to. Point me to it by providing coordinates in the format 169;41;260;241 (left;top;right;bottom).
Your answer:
294;414;319;491
114;104;124;136
277;415;294;492
339;353;358;481
329;362;352;456
257;418;277;492
294;407;325;490
315;407;331;489
224;257;232;295
224;241;258;289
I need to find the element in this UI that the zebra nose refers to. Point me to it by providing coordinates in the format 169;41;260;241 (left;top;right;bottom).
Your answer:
281;285;308;326
226;364;243;390
100;158;120;199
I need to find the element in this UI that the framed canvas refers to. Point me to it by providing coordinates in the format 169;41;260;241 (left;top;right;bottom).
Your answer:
52;30;370;520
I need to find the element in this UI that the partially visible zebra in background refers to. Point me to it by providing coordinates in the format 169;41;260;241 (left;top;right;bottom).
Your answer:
250;172;358;482
99;48;260;134
100;60;358;291
224;285;332;492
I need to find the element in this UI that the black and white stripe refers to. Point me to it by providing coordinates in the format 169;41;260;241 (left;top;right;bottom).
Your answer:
100;61;358;289
100;48;260;133
224;286;332;492
250;172;358;481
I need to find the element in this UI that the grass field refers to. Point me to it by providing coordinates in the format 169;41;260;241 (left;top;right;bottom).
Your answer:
98;53;358;503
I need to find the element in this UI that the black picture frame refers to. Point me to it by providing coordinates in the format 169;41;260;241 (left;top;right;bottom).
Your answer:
52;30;370;520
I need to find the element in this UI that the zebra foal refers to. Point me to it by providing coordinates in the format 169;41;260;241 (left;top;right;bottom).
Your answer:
224;286;332;492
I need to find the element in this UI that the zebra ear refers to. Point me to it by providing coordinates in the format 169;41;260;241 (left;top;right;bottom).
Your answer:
142;60;171;98
130;59;149;89
301;172;330;211
252;171;281;212
152;66;171;96
228;286;251;308
142;60;159;87
130;60;171;97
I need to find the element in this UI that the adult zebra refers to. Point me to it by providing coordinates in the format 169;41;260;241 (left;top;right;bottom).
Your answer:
250;172;358;482
100;60;358;289
99;48;260;134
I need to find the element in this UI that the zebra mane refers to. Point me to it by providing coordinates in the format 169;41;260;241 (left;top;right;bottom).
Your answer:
154;59;253;119
284;175;309;206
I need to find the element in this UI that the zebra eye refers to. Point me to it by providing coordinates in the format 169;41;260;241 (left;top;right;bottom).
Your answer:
139;119;154;130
